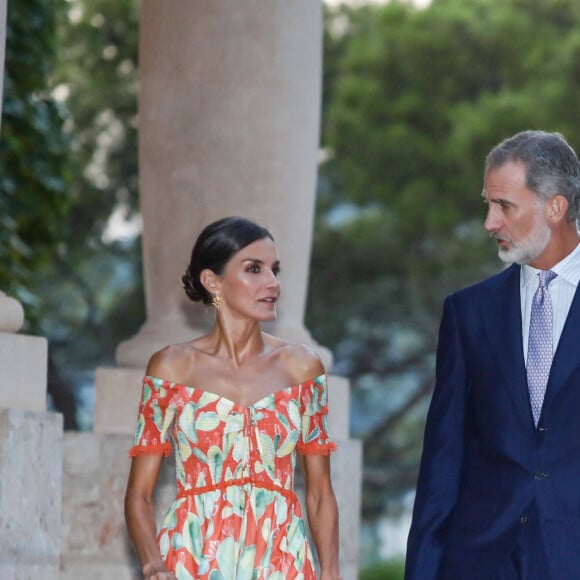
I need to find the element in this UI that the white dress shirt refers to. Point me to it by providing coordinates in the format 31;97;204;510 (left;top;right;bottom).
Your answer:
520;239;580;361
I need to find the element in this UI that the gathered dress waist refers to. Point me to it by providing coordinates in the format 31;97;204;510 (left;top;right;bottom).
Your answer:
177;477;297;502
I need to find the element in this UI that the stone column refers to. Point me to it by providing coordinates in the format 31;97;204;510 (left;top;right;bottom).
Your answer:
116;0;330;369
95;0;341;431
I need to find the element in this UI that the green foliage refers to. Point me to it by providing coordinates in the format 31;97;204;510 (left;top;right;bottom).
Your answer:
46;0;144;371
1;0;144;427
0;0;71;322
4;0;580;488
54;0;140;235
309;0;580;515
359;559;405;580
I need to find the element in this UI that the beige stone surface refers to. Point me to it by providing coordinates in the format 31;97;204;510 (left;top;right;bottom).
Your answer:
61;433;140;579
0;564;59;580
93;367;144;434
328;375;351;441
0;409;62;579
61;432;176;580
0;332;48;413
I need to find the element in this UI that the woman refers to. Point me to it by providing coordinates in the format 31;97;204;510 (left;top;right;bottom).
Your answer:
125;217;341;580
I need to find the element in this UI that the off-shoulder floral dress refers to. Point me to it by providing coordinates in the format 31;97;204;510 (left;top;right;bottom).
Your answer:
129;373;337;580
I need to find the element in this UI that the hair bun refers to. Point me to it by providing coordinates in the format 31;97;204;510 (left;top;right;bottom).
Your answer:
181;269;205;303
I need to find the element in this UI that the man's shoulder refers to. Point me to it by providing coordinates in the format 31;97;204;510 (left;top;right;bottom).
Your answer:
450;263;520;303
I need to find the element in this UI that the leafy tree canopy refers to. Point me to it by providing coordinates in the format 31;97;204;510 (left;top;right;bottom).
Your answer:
5;0;580;509
0;0;71;314
310;0;580;515
1;0;143;428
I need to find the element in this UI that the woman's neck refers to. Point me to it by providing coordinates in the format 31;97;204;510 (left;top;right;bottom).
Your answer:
209;317;266;367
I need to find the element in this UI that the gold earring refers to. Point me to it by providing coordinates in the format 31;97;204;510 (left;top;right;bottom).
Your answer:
211;292;223;311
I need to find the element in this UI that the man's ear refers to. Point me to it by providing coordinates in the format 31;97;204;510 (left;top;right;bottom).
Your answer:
546;195;569;224
199;269;220;294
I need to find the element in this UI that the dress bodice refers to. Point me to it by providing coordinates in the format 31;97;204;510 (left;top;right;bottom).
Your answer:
131;375;335;496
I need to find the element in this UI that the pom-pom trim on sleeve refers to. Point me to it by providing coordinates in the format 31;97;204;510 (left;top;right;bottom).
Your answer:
296;441;338;456
129;442;172;458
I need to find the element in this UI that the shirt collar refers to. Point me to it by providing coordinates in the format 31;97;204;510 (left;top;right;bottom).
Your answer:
521;237;580;289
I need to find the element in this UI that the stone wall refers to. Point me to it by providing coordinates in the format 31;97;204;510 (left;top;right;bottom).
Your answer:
0;409;63;580
60;433;141;579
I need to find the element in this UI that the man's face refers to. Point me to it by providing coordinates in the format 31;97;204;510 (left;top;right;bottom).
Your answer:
483;161;551;266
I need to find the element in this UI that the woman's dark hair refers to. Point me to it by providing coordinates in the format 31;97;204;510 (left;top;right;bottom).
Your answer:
182;216;274;304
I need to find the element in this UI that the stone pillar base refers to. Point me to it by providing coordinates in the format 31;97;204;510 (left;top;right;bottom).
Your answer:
0;409;63;580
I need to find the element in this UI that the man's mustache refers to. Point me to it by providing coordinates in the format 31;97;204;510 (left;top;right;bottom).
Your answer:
489;232;510;243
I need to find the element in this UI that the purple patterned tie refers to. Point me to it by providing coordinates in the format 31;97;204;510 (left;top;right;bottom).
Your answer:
527;270;557;426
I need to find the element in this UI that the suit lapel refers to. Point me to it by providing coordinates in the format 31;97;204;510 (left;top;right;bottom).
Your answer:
481;265;532;429
543;283;580;408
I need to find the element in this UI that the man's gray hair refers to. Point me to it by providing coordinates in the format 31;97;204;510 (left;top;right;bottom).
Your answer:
485;130;580;222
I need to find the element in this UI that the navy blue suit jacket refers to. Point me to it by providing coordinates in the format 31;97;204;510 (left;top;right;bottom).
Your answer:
405;264;580;580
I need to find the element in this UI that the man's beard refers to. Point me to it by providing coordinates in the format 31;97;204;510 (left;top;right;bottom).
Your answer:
494;213;551;265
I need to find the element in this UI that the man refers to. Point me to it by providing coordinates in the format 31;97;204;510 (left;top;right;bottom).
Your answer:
405;130;580;580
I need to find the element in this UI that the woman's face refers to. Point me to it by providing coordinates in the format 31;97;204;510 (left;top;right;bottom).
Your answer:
217;237;281;322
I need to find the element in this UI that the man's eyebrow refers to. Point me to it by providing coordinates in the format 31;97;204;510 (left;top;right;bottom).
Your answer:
481;190;511;204
487;198;513;207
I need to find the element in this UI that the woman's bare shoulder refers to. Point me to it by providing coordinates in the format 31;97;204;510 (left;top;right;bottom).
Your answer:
264;334;325;384
145;341;205;383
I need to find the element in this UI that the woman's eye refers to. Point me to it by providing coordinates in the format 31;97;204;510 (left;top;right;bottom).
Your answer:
247;265;260;273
